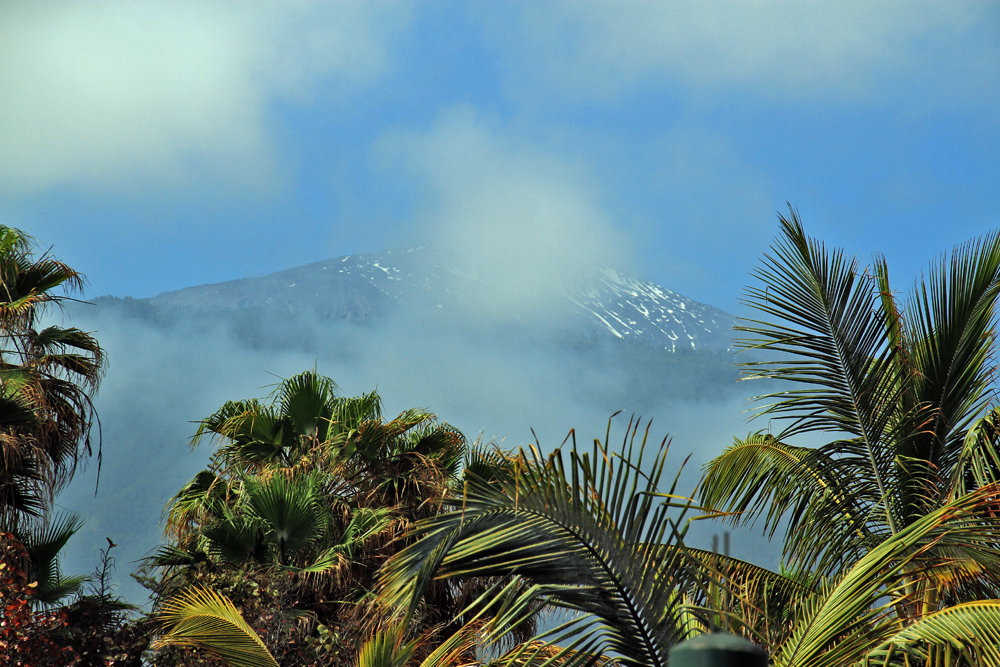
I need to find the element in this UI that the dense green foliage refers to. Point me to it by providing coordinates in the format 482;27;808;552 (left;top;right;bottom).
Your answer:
143;370;508;666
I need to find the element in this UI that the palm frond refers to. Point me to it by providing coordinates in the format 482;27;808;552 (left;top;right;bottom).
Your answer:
700;431;881;574
154;585;279;667
874;600;1000;666
17;512;87;605
276;370;337;443
243;471;325;561
904;232;1000;456
948;407;1000;499
203;515;269;566
736;207;904;534
772;485;1000;667
380;417;699;667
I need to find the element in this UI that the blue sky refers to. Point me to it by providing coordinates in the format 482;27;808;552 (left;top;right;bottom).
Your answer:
2;1;999;314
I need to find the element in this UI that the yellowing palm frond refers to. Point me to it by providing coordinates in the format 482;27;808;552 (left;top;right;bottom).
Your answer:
154;585;278;667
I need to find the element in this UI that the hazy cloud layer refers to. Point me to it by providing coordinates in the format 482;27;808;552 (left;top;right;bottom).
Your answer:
378;106;634;322
478;1;998;105
0;1;409;196
54;297;755;605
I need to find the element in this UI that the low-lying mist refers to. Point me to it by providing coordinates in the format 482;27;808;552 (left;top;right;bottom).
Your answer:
53;296;777;605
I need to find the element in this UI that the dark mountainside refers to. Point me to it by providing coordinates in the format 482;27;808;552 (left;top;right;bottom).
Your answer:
145;247;737;353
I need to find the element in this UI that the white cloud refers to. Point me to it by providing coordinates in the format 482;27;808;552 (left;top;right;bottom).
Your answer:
377;106;633;322
477;1;997;104
0;1;409;196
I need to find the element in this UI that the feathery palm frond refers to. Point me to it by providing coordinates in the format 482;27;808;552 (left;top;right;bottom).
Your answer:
874;600;1000;666
735;208;904;535
700;431;882;574
769;485;1000;667
154;585;279;667
704;209;1000;595
380;417;701;667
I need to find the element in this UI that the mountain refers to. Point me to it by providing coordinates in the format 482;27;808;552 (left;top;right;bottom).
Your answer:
147;247;736;352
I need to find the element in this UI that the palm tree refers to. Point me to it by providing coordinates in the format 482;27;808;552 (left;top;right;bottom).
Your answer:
0;226;105;614
371;212;1000;666
698;208;1000;663
154;417;690;667
681;486;1000;665
0;226;105;529
148;370;481;665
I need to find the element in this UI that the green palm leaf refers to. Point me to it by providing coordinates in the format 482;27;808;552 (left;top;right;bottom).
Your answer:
154;585;279;667
700;432;880;573
243;471;325;562
274;370;337;444
736;207;905;535
903;232;1000;455
203;514;269;566
772;485;1000;667
949;406;1000;499
163;470;225;538
355;621;478;667
876;600;1000;665
17;512;87;605
380;419;700;667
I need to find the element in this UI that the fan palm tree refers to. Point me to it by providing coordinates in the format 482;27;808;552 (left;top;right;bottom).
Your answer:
0;226;105;529
148;371;483;665
159;371;464;570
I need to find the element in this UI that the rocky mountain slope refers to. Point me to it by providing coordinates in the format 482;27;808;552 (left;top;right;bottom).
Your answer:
148;248;735;352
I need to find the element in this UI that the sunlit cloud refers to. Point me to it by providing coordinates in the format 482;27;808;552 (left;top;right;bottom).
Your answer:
0;1;410;197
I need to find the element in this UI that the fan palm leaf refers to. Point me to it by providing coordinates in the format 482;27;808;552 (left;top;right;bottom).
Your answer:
241;471;325;563
17;512;88;605
274;370;337;443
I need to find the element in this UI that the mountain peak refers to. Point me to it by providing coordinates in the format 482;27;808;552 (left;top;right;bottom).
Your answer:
149;247;735;351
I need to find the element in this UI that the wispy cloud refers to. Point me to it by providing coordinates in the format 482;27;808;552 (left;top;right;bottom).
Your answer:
377;106;633;322
0;1;410;197
477;1;998;106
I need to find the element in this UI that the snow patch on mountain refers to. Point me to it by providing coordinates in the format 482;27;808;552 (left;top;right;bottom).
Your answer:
149;247;735;351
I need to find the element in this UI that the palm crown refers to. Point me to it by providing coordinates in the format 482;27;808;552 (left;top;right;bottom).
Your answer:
0;226;105;528
702;208;1000;609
